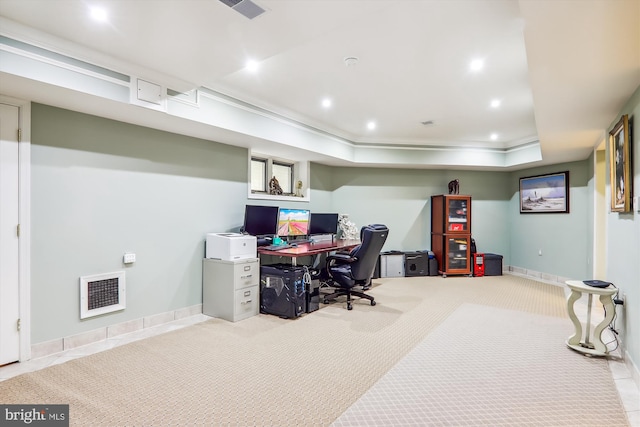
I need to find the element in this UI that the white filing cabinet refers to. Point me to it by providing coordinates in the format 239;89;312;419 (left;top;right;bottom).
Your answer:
203;258;259;322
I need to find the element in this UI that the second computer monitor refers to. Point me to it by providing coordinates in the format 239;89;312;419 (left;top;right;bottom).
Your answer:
277;208;310;237
309;213;339;235
243;205;279;237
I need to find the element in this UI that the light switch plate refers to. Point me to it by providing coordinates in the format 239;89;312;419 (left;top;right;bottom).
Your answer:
123;253;136;264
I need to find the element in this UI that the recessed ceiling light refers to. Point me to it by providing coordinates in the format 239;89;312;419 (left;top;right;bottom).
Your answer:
344;56;359;67
490;133;498;141
321;98;332;108
245;59;259;72
89;6;108;22
490;99;501;108
367;121;376;130
470;58;484;72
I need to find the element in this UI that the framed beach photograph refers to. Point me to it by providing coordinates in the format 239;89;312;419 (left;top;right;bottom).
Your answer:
519;171;569;214
609;114;631;212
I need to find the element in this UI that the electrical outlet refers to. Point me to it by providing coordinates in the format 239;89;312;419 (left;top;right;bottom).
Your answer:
123;253;136;264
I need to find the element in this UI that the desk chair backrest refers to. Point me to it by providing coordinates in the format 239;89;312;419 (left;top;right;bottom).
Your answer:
349;224;389;281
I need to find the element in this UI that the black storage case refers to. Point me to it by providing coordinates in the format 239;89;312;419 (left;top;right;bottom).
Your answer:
483;253;503;276
404;251;429;276
425;251;438;276
260;264;306;318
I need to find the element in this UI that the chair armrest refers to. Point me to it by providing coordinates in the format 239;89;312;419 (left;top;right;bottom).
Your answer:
326;253;357;264
325;253;358;281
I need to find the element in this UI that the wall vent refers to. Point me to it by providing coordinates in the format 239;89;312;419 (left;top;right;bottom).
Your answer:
219;0;266;19
80;271;126;319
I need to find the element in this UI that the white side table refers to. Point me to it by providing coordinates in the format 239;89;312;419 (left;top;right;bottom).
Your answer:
565;280;617;356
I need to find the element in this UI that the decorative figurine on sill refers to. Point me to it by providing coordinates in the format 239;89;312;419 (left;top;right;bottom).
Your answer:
295;180;303;197
268;176;283;195
448;179;460;195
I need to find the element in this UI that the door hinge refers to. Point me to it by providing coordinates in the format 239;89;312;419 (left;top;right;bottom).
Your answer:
17;224;20;237
17;319;21;332
17;128;22;142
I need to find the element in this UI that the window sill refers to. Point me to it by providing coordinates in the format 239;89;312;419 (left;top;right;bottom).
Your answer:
248;192;309;203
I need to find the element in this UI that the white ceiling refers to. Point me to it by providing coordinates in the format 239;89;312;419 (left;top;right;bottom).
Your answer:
0;0;638;170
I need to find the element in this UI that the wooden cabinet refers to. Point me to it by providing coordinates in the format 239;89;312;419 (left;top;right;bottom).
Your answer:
431;195;472;277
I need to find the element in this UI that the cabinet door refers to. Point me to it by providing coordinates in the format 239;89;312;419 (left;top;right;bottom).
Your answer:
445;236;471;274
445;196;470;233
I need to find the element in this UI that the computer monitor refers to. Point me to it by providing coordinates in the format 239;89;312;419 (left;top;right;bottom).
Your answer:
242;205;279;237
309;213;339;235
277;208;311;237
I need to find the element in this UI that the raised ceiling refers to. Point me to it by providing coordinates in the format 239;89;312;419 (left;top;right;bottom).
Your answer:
0;0;638;170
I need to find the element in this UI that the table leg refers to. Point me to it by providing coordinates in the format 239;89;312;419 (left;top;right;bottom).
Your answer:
591;294;615;354
566;289;583;346
584;293;593;347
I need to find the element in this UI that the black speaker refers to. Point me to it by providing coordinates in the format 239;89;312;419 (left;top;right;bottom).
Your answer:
404;251;429;277
260;264;306;318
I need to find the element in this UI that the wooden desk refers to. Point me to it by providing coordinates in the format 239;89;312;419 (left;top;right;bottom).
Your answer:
258;239;360;265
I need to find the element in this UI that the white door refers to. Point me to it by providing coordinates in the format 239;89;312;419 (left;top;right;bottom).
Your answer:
0;103;20;365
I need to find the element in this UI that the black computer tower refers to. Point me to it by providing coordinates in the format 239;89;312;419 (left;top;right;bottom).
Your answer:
305;279;320;313
260;264;306;318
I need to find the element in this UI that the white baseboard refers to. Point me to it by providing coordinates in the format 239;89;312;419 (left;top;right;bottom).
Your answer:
625;349;640;391
30;304;203;359
505;265;571;287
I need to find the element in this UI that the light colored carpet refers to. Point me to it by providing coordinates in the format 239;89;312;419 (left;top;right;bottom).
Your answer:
332;303;629;427
0;275;628;426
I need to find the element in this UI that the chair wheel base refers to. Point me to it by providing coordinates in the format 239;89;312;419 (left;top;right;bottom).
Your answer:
371;300;376;306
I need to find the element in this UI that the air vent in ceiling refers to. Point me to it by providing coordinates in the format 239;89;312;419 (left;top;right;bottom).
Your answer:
219;0;266;19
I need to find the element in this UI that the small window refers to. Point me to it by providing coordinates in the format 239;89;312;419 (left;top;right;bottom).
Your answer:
249;153;309;201
272;161;293;194
251;158;267;192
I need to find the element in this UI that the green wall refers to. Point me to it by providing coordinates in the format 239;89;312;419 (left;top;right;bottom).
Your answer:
326;167;512;259
605;85;640;371
507;161;591;280
31;104;248;343
30;103;595;346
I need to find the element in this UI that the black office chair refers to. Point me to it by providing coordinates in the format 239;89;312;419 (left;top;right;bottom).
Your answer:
323;224;389;310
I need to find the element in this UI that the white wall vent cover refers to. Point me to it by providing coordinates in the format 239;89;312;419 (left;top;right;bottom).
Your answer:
130;77;166;111
80;271;126;319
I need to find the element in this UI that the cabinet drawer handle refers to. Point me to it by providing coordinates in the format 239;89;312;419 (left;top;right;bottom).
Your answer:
241;299;252;305
244;266;251;271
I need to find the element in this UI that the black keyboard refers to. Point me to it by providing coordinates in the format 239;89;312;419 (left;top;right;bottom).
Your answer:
262;244;293;251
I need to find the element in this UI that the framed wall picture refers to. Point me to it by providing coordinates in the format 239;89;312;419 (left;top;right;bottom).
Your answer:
519;171;570;213
609;114;631;212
